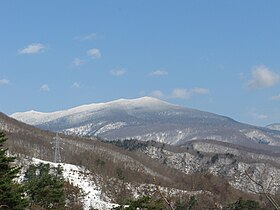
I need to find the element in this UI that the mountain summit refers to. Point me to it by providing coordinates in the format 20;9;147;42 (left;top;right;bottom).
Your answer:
11;97;172;125
11;97;280;151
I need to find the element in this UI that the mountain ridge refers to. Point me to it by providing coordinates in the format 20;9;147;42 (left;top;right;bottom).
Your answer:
266;123;280;131
10;97;280;151
2;111;280;208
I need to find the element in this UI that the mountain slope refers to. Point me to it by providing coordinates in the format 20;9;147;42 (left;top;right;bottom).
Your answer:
2;112;280;209
11;97;280;151
266;123;280;131
0;112;205;203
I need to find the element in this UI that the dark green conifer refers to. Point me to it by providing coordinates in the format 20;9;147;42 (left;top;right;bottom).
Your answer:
0;131;28;209
24;163;65;209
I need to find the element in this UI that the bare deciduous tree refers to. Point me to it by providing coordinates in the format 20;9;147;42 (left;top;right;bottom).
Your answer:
245;170;280;210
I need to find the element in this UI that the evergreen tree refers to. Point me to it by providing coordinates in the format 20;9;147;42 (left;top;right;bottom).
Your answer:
23;163;65;210
0;131;28;209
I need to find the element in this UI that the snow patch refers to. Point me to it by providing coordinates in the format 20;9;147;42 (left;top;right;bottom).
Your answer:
95;122;127;135
31;158;118;210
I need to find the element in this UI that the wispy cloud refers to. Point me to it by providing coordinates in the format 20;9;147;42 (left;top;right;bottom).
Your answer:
0;79;9;85
149;70;168;76
87;48;101;59
191;87;209;94
75;33;97;41
40;84;50;92
150;90;164;99
72;58;84;66
171;88;209;99
271;93;280;100
149;87;209;100
110;69;126;76
247;66;280;89
250;109;268;120
72;82;80;88
18;43;46;54
171;88;191;99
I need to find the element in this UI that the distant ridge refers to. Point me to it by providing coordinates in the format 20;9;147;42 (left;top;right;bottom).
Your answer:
11;97;280;151
266;123;280;131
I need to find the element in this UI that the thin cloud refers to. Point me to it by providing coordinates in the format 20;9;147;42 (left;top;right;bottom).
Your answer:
72;82;80;88
18;43;46;54
0;79;9;85
40;84;50;92
171;88;209;99
110;69;126;76
87;48;101;59
191;87;209;94
171;88;191;99
75;33;97;41
254;113;268;120
250;109;268;120
271;93;280;100
150;90;164;99
149;70;168;76
149;87;209;100
73;58;84;66
247;66;280;89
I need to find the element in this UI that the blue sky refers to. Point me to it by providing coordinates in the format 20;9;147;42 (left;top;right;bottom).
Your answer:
1;1;280;126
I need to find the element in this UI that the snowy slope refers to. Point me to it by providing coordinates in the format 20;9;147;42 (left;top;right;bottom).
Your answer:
31;158;118;210
11;97;172;125
267;123;280;131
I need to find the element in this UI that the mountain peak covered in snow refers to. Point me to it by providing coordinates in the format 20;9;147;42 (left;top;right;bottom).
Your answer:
10;96;280;150
10;97;174;125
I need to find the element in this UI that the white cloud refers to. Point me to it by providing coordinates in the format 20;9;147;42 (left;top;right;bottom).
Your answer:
149;87;209;100
72;82;80;88
150;90;164;99
271;93;280;100
73;58;84;66
247;66;280;89
87;48;101;59
171;88;209;99
149;70;168;76
0;79;9;85
18;43;46;54
110;69;126;76
75;33;97;41
191;87;209;94
40;84;50;92
171;88;191;99
250;109;268;120
254;113;268;120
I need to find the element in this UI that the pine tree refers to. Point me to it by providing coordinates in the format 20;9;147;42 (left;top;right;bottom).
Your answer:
24;163;65;209
0;131;28;209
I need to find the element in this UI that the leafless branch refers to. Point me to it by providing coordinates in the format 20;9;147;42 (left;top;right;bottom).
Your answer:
153;177;175;210
245;170;280;210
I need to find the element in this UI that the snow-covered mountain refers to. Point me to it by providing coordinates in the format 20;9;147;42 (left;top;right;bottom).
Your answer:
11;97;280;151
266;123;280;131
3;111;280;208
